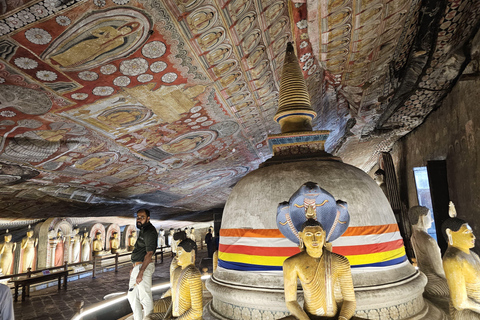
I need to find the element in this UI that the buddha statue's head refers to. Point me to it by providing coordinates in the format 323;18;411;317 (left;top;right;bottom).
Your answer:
409;206;432;230
131;230;137;237
298;219;326;258
177;238;197;267
73;228;79;235
4;233;12;242
57;230;63;238
113;232;119;239
83;231;88;237
26;230;34;238
95;232;102;240
442;217;475;251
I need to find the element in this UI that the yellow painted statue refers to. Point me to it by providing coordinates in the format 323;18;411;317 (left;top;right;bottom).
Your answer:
442;202;480;319
110;232;120;254
146;238;202;320
0;230;16;275
21;228;38;272
283;219;358;320
128;230;137;251
92;232;105;256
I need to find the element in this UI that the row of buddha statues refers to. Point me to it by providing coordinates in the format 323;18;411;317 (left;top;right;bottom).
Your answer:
0;221;199;277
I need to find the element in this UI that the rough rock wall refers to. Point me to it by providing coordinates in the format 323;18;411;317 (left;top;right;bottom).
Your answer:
390;78;480;253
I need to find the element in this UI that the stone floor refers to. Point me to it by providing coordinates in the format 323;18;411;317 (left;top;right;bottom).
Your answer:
12;248;208;320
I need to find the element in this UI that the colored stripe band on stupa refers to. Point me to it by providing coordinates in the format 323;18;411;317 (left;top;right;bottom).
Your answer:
218;225;407;272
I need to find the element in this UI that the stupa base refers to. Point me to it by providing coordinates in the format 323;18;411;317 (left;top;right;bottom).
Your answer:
206;268;430;320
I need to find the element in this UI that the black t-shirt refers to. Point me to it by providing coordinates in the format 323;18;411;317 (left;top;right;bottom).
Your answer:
131;222;158;263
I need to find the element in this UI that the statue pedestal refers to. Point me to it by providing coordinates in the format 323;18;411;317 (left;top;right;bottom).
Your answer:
207;262;429;320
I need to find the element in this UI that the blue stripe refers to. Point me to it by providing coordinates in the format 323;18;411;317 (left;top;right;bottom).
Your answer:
219;255;407;271
218;259;283;271
350;255;407;268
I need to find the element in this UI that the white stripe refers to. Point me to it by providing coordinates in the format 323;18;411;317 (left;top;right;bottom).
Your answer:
220;236;298;248
331;232;402;247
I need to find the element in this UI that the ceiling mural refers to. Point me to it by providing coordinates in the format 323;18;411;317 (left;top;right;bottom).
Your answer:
0;0;478;221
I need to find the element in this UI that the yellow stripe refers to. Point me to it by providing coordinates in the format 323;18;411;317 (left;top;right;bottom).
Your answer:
218;252;289;266
344;247;406;265
220;247;406;267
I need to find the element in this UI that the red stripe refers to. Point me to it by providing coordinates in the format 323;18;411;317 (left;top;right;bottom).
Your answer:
332;239;404;256
220;229;285;238
219;244;301;256
342;224;399;236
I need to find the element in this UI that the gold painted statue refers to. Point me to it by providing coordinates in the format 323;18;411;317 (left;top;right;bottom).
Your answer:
0;231;16;275
92;232;105;256
442;202;480;319
110;232;120;254
128;230;137;251
146;239;203;320
409;206;449;297
21;228;38;272
283;219;357;320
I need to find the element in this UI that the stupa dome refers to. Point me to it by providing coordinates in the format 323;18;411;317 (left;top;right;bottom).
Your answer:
207;159;428;319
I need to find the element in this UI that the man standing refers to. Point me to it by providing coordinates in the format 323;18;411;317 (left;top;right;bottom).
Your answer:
128;209;158;320
204;228;214;258
0;282;14;320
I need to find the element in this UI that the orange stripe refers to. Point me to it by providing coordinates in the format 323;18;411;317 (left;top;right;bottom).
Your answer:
342;224;399;236
220;229;285;238
221;224;400;239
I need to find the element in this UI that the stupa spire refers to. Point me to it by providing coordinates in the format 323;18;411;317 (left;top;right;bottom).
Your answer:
274;42;316;133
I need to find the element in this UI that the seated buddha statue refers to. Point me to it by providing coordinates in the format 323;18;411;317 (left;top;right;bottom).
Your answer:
92;232;106;256
146;238;202;320
442;202;480;319
128;230;137;251
110;232;120;254
409;206;449;297
283;219;357;320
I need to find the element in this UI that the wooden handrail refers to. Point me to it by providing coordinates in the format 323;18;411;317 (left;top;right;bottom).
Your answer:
0;243;194;283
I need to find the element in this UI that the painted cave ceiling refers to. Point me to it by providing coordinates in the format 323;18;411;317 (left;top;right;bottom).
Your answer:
0;0;478;221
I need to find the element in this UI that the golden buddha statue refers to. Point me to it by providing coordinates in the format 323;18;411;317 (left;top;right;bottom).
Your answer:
21;228;38;272
92;232;105;256
128;230;137;251
409;206;449;297
0;230;16;275
442;202;480;319
283;219;357;320
146;238;203;320
110;232;120;254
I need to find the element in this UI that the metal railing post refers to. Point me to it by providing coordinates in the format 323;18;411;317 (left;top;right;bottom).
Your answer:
92;257;97;279
115;253;119;273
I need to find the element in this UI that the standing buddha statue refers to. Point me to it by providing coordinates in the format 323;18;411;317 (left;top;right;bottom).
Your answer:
0;230;16;275
81;231;91;262
21;227;38;272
